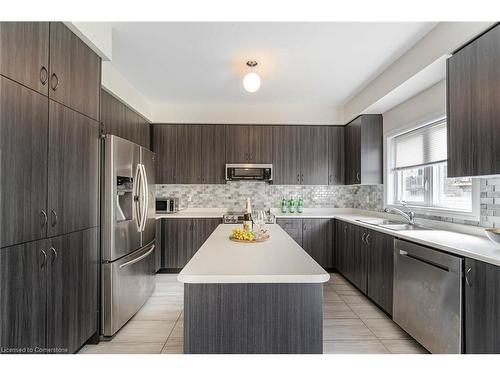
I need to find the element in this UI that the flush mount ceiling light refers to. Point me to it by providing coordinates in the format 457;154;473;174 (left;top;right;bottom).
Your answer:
243;61;261;93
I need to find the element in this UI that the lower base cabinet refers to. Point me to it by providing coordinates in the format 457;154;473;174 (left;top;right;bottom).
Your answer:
159;218;221;269
334;219;394;315
464;258;500;353
277;218;333;269
0;227;98;353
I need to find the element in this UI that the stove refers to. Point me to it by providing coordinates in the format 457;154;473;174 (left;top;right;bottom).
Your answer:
223;211;275;224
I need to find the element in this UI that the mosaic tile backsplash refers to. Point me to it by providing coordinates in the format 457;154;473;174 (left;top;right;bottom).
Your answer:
156;182;384;212
157;176;500;228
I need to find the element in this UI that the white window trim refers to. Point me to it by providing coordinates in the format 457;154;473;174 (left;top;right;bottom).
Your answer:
384;117;480;222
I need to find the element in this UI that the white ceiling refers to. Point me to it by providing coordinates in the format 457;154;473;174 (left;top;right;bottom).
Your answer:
108;22;437;117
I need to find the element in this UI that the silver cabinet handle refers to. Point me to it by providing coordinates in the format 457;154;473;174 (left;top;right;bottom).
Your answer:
40;210;48;228
40;249;47;269
119;245;155;269
361;232;366;243
50;247;58;264
297;174;300;183
50;210;57;228
356;172;360;182
365;233;370;245
50;73;59;90
465;267;472;287
40;66;48;85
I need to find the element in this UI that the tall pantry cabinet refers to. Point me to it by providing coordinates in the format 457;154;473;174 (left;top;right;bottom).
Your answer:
0;22;100;353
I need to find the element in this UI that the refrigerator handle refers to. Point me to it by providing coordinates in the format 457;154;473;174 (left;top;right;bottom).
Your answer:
139;164;148;232
133;163;142;231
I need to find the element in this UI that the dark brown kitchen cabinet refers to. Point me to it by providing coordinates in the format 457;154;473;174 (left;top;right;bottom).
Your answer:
201;125;226;184
447;24;500;177
152;125;177;184
0;228;97;353
46;228;98;353
273;126;301;184
0;239;47;351
345;115;382;185
276;218;303;245
101;89;150;149
334;220;349;277
49;22;100;121
328;126;345;185
302;218;333;269
177;125;203;183
366;229;394;315
351;224;367;293
226;125;272;163
161;218;221;269
0;76;48;248
48;101;99;237
0;22;50;96
464;258;500;353
300;126;329;185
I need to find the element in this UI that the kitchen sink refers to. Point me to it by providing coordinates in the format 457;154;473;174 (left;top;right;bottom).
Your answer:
356;219;430;231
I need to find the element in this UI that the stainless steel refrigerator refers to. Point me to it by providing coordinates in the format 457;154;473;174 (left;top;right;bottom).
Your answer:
101;135;156;337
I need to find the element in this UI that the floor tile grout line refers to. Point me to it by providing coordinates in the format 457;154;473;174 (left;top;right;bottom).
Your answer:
160;309;183;354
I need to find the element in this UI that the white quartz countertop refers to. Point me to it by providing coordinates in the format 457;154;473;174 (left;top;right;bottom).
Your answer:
178;224;330;284
271;208;500;267
156;208;227;219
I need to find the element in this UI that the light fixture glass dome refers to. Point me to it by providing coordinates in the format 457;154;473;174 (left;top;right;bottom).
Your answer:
243;72;261;93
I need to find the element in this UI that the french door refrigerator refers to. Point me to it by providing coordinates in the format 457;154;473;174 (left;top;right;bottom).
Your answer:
102;135;156;337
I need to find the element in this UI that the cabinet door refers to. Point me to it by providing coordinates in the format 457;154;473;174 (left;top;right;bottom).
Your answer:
328;126;345;185
152;125;177;184
360;115;383;184
0;77;48;248
176;125;203;183
46;228;98;353
225;125;249;162
137;114;151;150
366;230;394;315
302;219;333;269
470;25;500;176
300;126;329;185
352;225;367;293
0;239;47;351
48;101;99;237
276;218;303;246
202;125;226;184
49;22;100;120
345;120;361;185
273;126;301;185
163;218;194;269
334;220;347;273
193;218;221;251
248;126;273;163
0;22;49;96
464;258;500;353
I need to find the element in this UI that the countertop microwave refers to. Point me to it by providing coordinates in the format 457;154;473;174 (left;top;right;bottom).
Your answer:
225;164;273;182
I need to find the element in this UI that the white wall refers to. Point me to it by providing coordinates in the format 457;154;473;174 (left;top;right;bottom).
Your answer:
383;79;446;136
344;22;492;123
65;22;113;60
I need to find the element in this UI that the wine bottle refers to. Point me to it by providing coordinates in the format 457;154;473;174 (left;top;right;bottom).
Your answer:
243;198;253;232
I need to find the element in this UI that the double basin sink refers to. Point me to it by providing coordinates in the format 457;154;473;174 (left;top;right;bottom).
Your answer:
355;218;431;232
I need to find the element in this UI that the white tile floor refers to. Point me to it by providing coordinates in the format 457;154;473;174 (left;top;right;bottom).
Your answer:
80;273;427;354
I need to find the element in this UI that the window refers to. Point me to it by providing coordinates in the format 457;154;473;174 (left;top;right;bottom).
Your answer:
388;119;477;217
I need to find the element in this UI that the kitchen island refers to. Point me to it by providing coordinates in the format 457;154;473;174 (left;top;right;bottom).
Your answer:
178;224;329;354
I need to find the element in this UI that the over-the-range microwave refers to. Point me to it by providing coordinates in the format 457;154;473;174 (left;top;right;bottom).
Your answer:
225;163;273;182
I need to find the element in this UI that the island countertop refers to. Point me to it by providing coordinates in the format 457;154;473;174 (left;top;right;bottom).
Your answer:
177;224;330;284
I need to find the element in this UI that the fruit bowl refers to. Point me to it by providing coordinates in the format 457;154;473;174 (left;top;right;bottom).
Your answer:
230;228;270;243
485;228;500;246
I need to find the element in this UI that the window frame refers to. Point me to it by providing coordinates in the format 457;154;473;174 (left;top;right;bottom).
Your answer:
385;117;480;221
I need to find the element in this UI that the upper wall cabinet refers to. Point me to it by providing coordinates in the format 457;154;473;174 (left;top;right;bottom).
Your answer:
328;126;345;185
272;126;330;185
49;22;100;121
226;125;273;163
0;22;50;96
345;115;383;185
101;89;151;149
152;125;177;184
447;24;500;177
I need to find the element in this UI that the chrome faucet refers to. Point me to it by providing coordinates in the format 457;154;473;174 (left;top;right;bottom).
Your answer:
384;206;416;225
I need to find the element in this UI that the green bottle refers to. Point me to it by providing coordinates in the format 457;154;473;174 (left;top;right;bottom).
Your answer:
297;196;303;213
280;197;287;213
289;196;295;213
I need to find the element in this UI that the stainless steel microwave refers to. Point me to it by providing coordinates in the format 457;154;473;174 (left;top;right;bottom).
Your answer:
225;164;273;182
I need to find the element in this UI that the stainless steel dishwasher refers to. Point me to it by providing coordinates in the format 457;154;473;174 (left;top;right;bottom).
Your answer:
393;239;462;354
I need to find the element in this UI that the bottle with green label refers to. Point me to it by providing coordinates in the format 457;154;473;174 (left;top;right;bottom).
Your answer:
281;197;287;213
289;196;295;213
297;196;303;213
